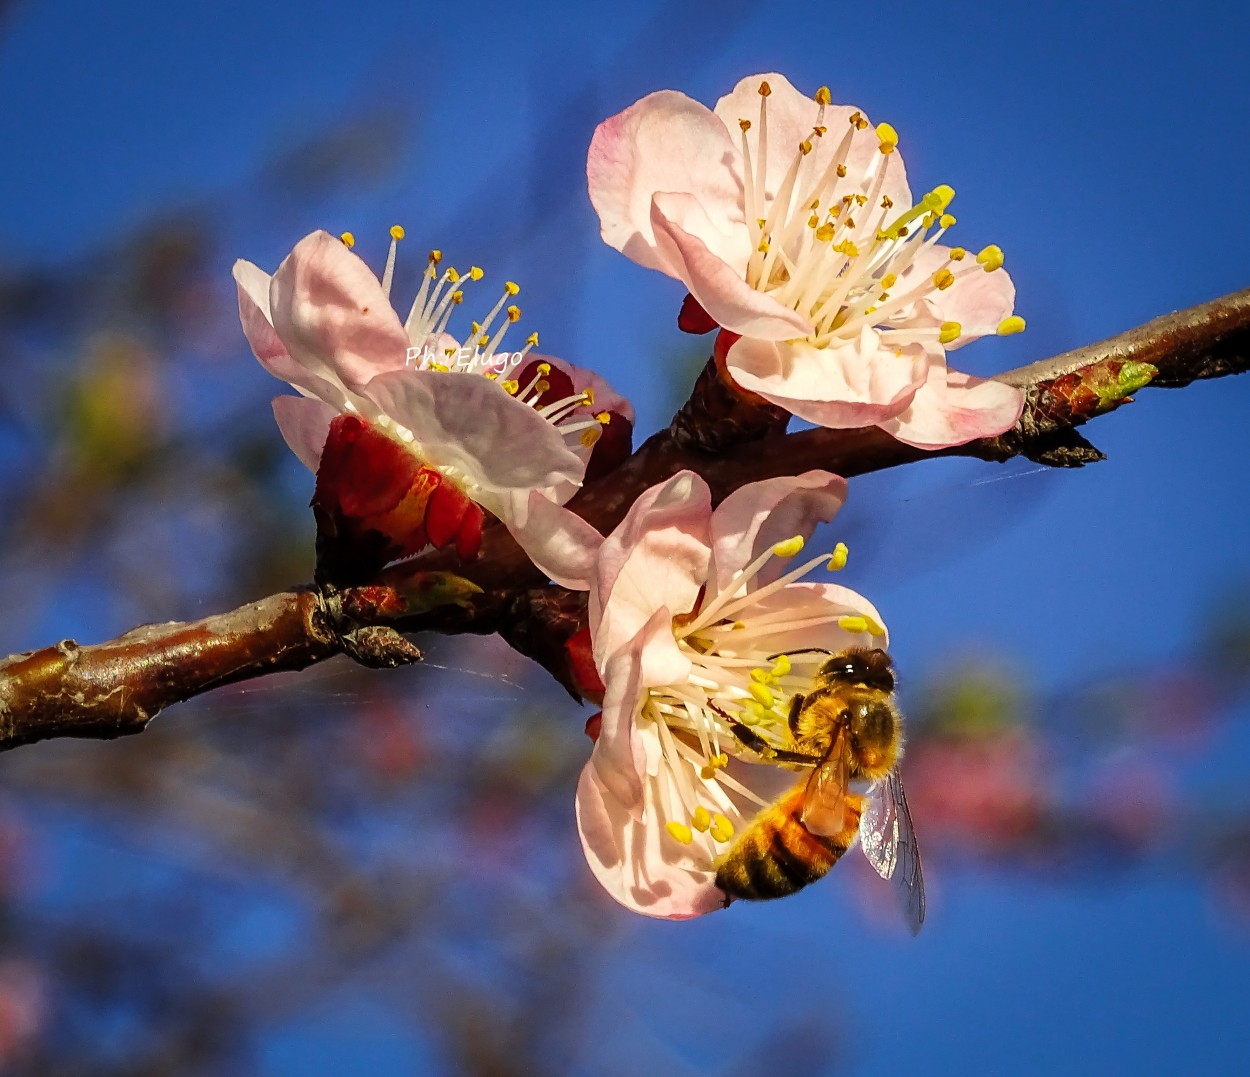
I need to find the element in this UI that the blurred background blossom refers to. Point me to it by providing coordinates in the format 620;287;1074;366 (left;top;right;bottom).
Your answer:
0;0;1248;1073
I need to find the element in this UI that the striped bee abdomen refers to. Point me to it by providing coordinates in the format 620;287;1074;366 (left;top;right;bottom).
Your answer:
715;785;862;902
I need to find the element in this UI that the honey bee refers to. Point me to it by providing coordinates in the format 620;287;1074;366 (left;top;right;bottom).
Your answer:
714;647;926;934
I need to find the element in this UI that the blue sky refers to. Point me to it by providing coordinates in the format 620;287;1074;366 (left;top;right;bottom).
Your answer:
2;0;1248;1072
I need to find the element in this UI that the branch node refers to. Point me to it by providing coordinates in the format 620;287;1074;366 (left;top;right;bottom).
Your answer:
340;626;424;669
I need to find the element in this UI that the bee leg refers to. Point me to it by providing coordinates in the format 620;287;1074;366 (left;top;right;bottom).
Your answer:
724;717;822;767
787;693;804;737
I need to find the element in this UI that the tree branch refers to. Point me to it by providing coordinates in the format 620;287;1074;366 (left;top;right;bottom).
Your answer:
2;288;1247;751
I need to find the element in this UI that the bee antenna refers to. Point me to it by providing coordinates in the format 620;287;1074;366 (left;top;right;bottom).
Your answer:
767;647;833;661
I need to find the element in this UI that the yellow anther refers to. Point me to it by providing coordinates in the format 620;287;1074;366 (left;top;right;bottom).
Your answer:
849;111;868;130
838;615;869;634
710;815;735;843
470;321;483;335
339;231;356;248
525;332;539;347
833;239;860;258
939;213;956;229
749;682;775;708
731;621;746;631
815;86;832;106
929;184;956;212
933;268;956;291
506;304;521;322
815;223;836;243
880;273;897;290
997;315;1026;336
757;239;771;253
429;361;450;373
828;541;849;570
836;163;847;178
666;821;694;845
864;616;887;637
485;372;499;380
739;118;751;132
750;667;771;684
745;701;773;724
799;139;813;155
699;754;728;780
881;196;895;211
595;410;611;425
505;280;521;296
771;655;792;677
692;806;712;832
452;291;464;305
876;122;899;153
949;247;967;261
580;428;601;448
502;380;520;395
447;267;461;284
772;535;805;558
808;213;820;229
428;249;443;265
468;266;484;281
977;244;1004;271
534;379;550;394
939;321;962;344
758;80;772;97
536;361;551;375
582;386;595;405
389;224;405;240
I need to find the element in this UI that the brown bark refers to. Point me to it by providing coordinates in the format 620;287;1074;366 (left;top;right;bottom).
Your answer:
2;288;1248;751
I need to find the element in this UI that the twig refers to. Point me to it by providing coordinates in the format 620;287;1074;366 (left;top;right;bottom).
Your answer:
2;288;1247;750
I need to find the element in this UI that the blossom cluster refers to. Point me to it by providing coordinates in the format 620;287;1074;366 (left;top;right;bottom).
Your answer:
237;73;1022;920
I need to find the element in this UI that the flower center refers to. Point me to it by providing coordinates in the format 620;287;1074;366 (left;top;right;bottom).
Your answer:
344;227;612;453
640;535;886;849
734;80;1025;349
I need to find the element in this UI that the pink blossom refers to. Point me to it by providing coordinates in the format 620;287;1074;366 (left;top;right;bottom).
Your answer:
575;469;891;918
588;73;1024;448
235;229;632;585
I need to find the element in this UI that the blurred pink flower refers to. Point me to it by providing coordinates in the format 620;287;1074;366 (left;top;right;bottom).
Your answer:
235;229;632;584
588;73;1024;448
574;469;890;918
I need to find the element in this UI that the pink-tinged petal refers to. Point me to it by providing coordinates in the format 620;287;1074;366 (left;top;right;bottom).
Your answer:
271;395;336;472
234;259;284;363
588;90;746;275
902;245;1017;346
588;649;649;813
631;603;693;691
268;230;410;392
651;193;809;340
726;333;923;427
363;370;585;498
575;762;726;920
881;361;1024;449
709;471;847;589
590;471;711;671
712;74;911;217
507;491;605;590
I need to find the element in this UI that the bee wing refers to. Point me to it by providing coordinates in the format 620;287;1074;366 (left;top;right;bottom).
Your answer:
800;729;850;837
861;768;926;935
